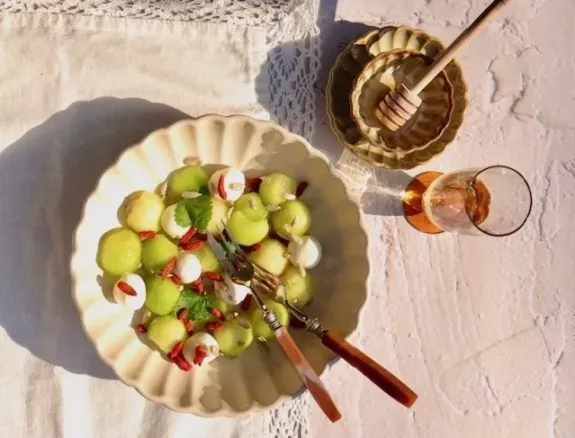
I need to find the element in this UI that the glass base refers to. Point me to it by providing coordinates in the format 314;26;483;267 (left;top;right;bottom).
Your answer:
402;171;444;234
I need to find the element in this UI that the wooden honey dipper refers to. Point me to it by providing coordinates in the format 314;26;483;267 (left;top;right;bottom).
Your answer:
376;0;511;131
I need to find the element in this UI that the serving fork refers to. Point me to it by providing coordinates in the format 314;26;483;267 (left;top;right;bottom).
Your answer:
206;229;342;423
245;252;419;408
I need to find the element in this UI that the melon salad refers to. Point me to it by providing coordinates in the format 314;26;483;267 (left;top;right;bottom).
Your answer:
96;161;322;371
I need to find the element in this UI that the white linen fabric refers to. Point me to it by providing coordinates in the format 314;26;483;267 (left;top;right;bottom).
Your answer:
0;9;319;437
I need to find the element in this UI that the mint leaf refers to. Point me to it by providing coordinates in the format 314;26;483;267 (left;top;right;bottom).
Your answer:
171;289;213;322
198;186;210;195
174;202;192;227
178;195;212;231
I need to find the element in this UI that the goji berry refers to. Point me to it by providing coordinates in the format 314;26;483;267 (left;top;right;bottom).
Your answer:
182;240;204;251
205;321;223;332
210;307;224;320
245;177;262;192
161;257;177;279
217;175;227;200
204;271;222;281
239;294;253;311
242;243;261;253
193;346;208;366
296;181;308;197
179;227;197;245
184;319;194;335
170;274;182;286
117;281;137;296
173;355;191;371
169;341;184;359
177;308;189;321
138;231;156;241
191;279;204;294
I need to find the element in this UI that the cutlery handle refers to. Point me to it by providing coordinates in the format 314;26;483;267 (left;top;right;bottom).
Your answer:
274;327;342;423
321;330;418;408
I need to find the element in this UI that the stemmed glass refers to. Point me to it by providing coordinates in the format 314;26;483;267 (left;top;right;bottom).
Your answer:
402;165;532;236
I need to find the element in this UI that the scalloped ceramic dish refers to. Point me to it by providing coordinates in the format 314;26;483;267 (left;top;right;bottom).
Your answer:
70;115;370;416
350;49;454;154
326;26;468;169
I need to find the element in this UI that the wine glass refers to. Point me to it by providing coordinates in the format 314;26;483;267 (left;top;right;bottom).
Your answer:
402;165;532;236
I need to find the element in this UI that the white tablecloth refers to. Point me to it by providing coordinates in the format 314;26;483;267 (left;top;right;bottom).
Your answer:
1;0;575;436
0;12;275;438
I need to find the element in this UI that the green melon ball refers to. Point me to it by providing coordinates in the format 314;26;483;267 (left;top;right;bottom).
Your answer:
234;193;268;221
259;173;298;206
248;239;288;276
270;200;311;238
97;228;142;276
124;191;165;232
144;275;181;315
167;166;209;201
147;315;187;353
206;197;230;234
280;264;315;306
214;318;254;357
141;234;178;272
189;244;221;273
226;211;269;246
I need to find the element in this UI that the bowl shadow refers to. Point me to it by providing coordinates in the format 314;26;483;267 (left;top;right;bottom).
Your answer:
0;97;190;378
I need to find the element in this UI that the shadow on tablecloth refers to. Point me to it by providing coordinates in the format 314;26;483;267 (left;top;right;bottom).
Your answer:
255;0;412;217
0;97;189;378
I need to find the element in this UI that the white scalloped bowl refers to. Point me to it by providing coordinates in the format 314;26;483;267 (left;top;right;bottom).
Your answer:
70;115;370;416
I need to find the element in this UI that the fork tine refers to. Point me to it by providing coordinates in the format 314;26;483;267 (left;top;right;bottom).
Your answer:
218;221;287;300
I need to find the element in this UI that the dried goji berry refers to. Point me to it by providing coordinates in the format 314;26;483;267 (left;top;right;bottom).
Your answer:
117;281;137;296
184;319;194;335
217;175;227;200
210;307;224;320
173;355;191;371
177;308;189;321
182;240;204;251
204;271;222;281
169;341;184;359
245;177;262;192
138;231;156;241
170;274;182;286
205;321;223;332
161;257;177;279
179;227;197;245
241;243;261;253
295;181;308;197
135;324;147;333
239;294;253;311
193;346;208;366
191;279;204;294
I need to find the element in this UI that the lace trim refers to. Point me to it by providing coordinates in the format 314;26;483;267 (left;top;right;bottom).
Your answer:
0;0;295;26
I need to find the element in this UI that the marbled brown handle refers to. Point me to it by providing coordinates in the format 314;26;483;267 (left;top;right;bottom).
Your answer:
321;330;418;408
274;327;342;423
